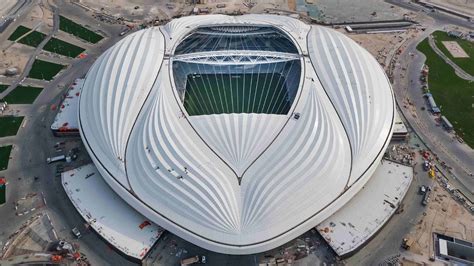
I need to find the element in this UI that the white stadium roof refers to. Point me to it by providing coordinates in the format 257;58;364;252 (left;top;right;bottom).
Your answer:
78;14;395;254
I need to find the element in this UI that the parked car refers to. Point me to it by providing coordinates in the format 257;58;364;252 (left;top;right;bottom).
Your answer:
71;227;81;238
419;185;427;195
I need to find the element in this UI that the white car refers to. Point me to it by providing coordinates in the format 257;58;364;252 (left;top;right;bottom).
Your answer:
419;185;427;194
71;227;81;238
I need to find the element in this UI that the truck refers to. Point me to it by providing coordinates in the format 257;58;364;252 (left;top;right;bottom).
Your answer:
422;188;431;206
119;28;130;36
181;255;206;265
401;237;414;250
423;161;430;171
419;185;427;195
47;155;66;164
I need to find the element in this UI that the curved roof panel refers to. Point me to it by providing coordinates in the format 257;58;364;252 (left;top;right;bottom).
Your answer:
308;27;394;185
79;14;394;254
79;28;165;188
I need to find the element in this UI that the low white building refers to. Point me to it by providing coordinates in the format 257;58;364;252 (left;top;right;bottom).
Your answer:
61;164;164;260
51;79;84;136
317;160;413;256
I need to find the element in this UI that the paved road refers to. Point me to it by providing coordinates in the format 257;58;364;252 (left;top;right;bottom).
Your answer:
342;6;474;264
0;4;343;264
144;228;336;266
345;150;435;265
0;0;59;99
0;1;135;265
0;0;33;31
1;1;472;265
427;36;474;81
386;0;474;30
391;27;474;197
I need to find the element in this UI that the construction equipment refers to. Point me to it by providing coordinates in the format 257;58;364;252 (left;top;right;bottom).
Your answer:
423;160;430;171
46;155;66;164
429;168;435;178
419;185;427;195
422;188;431;206
181;255;206;265
401;237;414;250
51;255;63;262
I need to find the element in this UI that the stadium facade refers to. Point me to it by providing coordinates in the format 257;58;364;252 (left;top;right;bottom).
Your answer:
78;15;395;254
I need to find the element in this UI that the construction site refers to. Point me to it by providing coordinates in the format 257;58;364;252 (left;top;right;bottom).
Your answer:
0;213;88;264
0;0;473;265
403;181;473;262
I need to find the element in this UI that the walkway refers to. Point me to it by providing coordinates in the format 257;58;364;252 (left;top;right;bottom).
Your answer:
427;36;474;81
392;28;474;197
0;0;59;100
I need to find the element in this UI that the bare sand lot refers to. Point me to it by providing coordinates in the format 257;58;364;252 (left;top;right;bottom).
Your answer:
0;3;55;76
405;184;473;258
310;0;406;22
79;0;185;20
18;4;53;32
0;43;34;75
442;41;469;58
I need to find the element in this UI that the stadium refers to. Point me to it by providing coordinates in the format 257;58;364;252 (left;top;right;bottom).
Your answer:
78;14;395;255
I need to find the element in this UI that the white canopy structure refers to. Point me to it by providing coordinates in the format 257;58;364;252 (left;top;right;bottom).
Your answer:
62;165;164;259
317;160;413;256
78;14;394;254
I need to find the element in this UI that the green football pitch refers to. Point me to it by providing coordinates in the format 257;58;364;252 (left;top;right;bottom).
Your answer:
183;73;291;116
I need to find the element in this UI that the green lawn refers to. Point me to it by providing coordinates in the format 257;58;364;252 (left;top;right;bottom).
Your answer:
17;29;85;58
2;86;43;104
417;38;474;148
44;37;85;58
28;59;65;81
183;73;291;115
0;84;8;94
0;116;24;137
59;15;104;43
432;31;474;76
18;30;46;47
0;145;13;170
8;25;31;41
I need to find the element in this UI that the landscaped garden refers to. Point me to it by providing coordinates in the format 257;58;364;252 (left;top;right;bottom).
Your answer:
16;30;85;58
0;84;9;94
18;30;46;47
417;38;474;147
0;116;24;138
432;31;474;76
27;60;65;81
59;15;104;43
44;37;85;58
2;86;43;104
8;25;31;41
0;145;13;171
